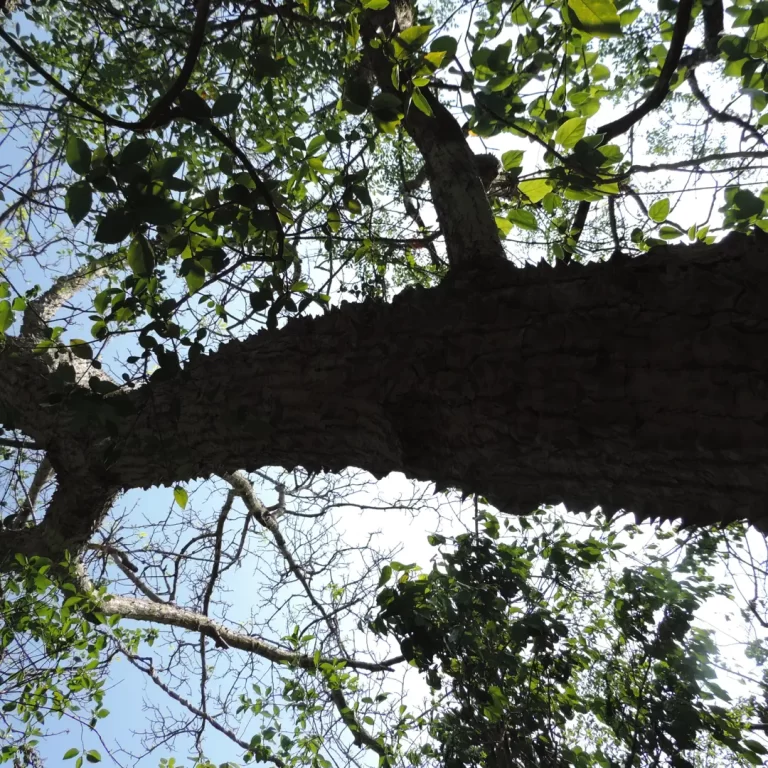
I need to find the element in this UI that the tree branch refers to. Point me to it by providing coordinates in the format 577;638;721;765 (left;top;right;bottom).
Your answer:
82;588;402;672
687;70;767;147
598;0;695;142
359;3;503;267
0;0;210;132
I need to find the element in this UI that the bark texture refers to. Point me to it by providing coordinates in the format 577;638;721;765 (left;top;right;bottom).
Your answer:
3;231;767;564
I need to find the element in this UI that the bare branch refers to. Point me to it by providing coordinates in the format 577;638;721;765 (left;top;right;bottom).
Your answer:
687;70;767;148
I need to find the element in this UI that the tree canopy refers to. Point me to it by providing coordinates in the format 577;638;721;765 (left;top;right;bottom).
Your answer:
1;0;768;765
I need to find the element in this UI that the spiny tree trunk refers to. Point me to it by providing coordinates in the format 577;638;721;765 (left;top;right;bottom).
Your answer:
2;231;767;564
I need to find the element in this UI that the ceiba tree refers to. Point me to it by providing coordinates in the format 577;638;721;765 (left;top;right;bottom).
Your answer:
0;0;767;572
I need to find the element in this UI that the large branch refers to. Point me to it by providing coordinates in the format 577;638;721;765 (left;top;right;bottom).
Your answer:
3;233;768;564
96;234;768;528
360;3;504;267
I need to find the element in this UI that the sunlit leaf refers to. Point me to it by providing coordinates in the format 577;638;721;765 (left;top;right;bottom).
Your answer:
649;198;670;222
518;179;554;203
556;117;587;149
567;0;622;37
411;88;434;116
173;486;188;509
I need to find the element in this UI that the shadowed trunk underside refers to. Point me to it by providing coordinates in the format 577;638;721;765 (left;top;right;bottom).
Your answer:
3;231;763;564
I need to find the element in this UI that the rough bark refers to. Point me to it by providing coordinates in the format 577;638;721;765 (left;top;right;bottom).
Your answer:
360;2;505;267
2;231;768;564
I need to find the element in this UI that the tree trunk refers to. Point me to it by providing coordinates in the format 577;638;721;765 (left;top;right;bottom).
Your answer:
3;231;766;563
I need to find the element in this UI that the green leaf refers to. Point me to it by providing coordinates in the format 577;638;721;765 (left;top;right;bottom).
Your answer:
212;92;242;117
556;117;587;149
184;259;206;294
118;138;154;165
649;198;670;222
63;749;80;760
567;0;622;37
136;196;185;226
659;224;682;240
398;25;433;48
591;63;611;81
327;206;341;233
501;150;524;170
508;208;538;231
378;565;392;586
518;178;554;203
70;339;94;360
411;88;433;117
178;89;212;119
495;216;512;237
66;136;91;175
619;6;641;25
430;35;458;59
703;679;732;701
126;234;155;276
732;189;765;219
95;209;135;244
307;135;326;156
174;486;188;509
65;180;93;225
362;0;389;8
743;740;768;756
344;78;373;111
150;156;185;180
85;750;102;764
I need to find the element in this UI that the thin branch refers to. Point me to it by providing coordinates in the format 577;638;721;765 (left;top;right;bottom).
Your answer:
329;687;388;758
15;456;53;527
119;643;286;765
628;150;768;175
223;471;347;653
689;69;766;147
88;542;167;603
0;0;210;132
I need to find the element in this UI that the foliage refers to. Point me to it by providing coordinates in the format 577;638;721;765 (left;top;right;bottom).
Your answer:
0;0;767;765
374;515;768;767
0;555;111;766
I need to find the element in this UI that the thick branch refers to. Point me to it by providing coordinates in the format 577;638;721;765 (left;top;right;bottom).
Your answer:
360;5;503;266
82;232;768;533
598;0;694;142
0;479;116;564
21;262;108;338
5;234;768;565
